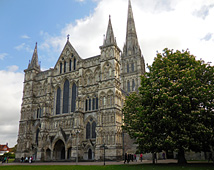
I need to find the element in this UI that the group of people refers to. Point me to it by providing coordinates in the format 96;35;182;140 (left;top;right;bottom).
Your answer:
124;153;143;163
20;156;33;163
1;156;9;163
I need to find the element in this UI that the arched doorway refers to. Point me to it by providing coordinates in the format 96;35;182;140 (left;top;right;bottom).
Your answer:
67;147;72;159
88;148;92;160
53;139;65;160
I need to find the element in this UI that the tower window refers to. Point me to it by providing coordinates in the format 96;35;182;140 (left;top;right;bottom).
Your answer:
69;60;72;71
131;62;134;72
64;61;67;73
127;80;130;92
127;63;129;73
60;63;62;74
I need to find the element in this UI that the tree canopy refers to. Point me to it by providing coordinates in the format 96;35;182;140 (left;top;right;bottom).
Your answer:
122;48;214;163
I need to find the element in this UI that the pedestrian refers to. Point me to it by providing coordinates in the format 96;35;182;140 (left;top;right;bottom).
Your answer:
21;157;24;163
4;157;6;163
29;156;32;163
124;153;127;164
140;153;143;162
127;154;130;163
162;152;165;160
134;154;137;162
25;156;28;162
7;157;9;163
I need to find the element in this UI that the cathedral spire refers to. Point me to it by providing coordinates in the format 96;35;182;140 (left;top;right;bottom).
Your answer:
124;0;140;55
28;42;40;70
103;15;116;46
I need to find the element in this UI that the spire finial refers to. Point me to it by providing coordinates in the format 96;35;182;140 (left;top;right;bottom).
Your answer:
67;34;70;41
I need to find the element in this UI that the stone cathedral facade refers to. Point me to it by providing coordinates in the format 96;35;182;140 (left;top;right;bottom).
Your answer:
16;0;145;161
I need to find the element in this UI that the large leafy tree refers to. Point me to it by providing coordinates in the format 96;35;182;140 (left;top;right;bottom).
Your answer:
122;48;214;164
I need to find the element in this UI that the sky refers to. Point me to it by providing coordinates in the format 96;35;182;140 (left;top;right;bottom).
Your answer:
0;0;214;147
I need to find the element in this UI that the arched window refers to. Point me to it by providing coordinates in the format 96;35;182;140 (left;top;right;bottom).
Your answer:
86;119;96;139
56;87;61;115
36;128;40;146
96;97;98;110
86;122;90;139
127;63;129;73
131;62;134;72
92;98;95;110
89;99;91;111
69;59;72;71
63;80;69;113
64;61;67;73
127;80;130;92
85;99;88;111
71;83;77;112
132;79;135;91
74;58;76;70
60;63;62;74
92;121;96;138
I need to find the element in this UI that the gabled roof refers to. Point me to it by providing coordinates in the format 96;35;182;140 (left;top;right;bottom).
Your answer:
0;144;9;151
54;39;82;69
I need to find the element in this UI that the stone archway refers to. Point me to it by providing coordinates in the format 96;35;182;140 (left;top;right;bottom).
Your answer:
46;148;51;160
53;139;65;160
88;148;92;160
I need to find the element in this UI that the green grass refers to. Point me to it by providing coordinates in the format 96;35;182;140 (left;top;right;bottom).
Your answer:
0;164;214;170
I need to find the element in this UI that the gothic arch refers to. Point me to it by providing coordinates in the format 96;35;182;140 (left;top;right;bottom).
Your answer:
94;66;101;82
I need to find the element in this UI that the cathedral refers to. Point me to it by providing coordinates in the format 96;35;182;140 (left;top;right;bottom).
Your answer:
16;0;145;161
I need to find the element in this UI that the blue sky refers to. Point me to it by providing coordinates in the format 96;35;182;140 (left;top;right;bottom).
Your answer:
0;0;214;147
0;0;96;71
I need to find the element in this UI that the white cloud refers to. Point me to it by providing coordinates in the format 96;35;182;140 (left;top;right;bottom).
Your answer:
7;65;19;72
0;53;8;60
0;70;24;147
14;43;33;53
21;35;30;39
38;0;214;67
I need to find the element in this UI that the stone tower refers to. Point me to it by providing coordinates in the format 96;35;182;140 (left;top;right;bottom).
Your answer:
96;16;123;160
121;0;145;94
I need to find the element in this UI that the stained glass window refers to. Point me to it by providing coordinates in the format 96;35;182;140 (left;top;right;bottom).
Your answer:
92;121;96;138
63;80;69;113
71;83;77;112
86;122;90;139
56;87;61;114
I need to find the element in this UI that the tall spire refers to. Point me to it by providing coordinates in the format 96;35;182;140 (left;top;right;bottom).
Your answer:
124;0;140;55
103;15;116;46
28;42;40;70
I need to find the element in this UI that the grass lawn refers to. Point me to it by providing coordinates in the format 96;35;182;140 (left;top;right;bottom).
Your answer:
0;164;214;170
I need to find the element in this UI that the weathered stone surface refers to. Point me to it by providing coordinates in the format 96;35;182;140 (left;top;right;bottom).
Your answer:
16;0;145;162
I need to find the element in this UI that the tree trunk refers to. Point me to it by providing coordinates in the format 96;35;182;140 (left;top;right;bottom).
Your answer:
152;152;155;164
177;149;187;164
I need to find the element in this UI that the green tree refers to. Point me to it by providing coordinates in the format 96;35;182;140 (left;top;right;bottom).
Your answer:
122;48;214;164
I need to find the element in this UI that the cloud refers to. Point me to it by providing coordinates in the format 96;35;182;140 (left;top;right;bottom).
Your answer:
201;33;213;41
193;4;214;20
0;53;8;60
21;35;30;39
14;43;33;53
7;65;19;72
37;0;214;67
0;70;24;147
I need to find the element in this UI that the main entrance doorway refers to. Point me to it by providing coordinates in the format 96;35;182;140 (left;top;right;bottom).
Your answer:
53;139;65;160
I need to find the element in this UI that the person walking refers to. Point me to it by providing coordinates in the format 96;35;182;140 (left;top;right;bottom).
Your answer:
124;153;128;164
140;153;143;162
